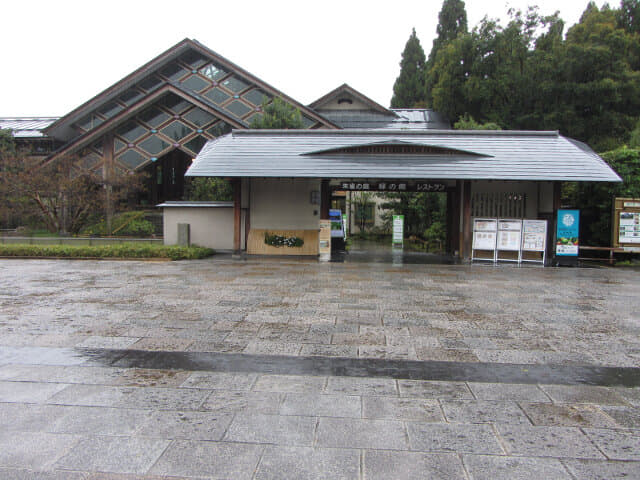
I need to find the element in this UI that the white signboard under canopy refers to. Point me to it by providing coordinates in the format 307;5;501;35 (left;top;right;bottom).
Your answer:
497;220;522;252
472;218;497;261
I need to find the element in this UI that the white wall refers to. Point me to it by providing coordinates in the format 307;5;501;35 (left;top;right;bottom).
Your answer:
250;178;320;229
163;207;241;250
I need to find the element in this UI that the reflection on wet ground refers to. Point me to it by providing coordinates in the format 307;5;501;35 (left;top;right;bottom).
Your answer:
3;346;640;387
331;239;458;264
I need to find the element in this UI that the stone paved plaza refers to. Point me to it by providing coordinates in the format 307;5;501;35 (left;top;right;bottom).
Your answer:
0;257;639;479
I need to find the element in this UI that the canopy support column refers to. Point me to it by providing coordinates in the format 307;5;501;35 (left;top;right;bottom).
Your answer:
462;180;472;261
321;179;330;219
233;178;242;254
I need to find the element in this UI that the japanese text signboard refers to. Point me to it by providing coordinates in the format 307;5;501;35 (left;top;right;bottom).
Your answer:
392;215;404;247
522;220;547;252
337;182;446;192
556;209;580;256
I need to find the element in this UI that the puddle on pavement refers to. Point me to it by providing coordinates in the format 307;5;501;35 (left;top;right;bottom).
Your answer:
66;347;640;388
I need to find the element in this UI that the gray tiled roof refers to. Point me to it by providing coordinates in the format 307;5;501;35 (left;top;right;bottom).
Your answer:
0;117;58;137
187;129;621;182
317;109;450;130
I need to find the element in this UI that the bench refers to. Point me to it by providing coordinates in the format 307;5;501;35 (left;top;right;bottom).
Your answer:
578;246;625;265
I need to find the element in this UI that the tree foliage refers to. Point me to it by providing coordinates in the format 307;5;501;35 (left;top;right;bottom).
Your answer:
425;0;468;105
564;147;640;245
391;28;427;108
424;2;640;152
184;177;233;201
1;135;143;234
250;97;303;129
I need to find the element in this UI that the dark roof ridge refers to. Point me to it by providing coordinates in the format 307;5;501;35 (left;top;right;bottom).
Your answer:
232;129;561;137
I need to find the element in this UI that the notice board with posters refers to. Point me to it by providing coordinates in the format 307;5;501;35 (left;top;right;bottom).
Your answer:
521;219;547;264
472;218;498;261
613;198;640;251
496;219;523;262
392;215;404;247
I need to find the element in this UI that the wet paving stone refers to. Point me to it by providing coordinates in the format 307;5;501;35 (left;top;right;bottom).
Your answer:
520;402;620;428
363;396;443;422
364;450;466;480
441;400;531;425
280;393;361;418
398;380;473;400
54;435;168;475
148;440;263;479
316;417;408;450
224;413;316;446
255;446;360;480
463;454;572;480
583;428;640;460
2;259;640;478
0;431;80;470
201;390;283;415
325;376;397;396
497;425;606;459
407;422;503;454
562;458;640;479
541;385;631;405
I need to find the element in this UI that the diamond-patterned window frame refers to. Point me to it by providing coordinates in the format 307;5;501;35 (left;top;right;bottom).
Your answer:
159;120;195;142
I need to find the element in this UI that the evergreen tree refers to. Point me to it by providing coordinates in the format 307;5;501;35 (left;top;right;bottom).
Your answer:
390;28;427;108
425;0;469;104
618;0;640;34
250;97;303;129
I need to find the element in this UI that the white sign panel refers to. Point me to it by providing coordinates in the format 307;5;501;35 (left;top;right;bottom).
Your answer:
392;215;404;246
474;219;498;232
522;220;547;252
473;231;497;250
497;220;522;251
619;212;640;244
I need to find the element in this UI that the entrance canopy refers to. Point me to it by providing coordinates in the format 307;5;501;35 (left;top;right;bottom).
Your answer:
187;129;621;182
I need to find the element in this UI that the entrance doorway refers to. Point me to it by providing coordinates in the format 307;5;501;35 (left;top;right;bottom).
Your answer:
140;149;192;205
329;181;458;262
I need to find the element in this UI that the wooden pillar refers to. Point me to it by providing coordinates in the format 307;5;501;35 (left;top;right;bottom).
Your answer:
451;181;461;256
244;179;250;250
103;134;114;234
548;181;562;261
233;178;242;254
462;180;472;260
445;188;453;254
320;179;330;219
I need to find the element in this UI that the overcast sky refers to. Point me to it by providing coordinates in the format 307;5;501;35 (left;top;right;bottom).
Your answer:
1;0;608;117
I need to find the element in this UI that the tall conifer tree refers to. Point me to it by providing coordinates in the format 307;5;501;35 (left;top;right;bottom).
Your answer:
390;28;426;108
425;0;469;104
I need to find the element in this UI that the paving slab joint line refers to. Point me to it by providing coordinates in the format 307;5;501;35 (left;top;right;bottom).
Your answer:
144;438;175;476
458;452;473;480
579;426;611;460
250;445;267;480
515;401;536;426
491;423;510;455
558;458;581;480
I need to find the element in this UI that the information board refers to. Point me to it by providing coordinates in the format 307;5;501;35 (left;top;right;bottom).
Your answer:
319;219;331;256
619;211;640;244
522;220;547;252
472;218;498;252
556;210;580;256
392;215;404;246
497;220;522;251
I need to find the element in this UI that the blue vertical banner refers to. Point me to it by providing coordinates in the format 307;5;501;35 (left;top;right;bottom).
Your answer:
556;209;580;256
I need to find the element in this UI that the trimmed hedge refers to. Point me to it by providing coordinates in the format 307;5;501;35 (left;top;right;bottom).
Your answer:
0;244;214;261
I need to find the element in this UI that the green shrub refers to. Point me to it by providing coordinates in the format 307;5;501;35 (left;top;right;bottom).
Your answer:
0;244;214;260
80;211;154;237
